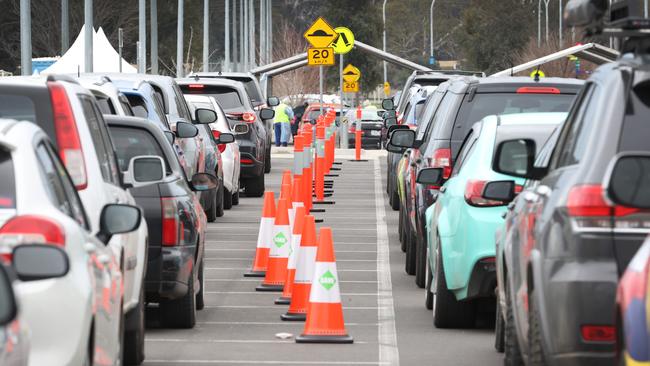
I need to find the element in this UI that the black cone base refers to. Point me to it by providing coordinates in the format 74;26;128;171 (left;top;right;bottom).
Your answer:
295;334;354;344
325;174;339;177
315;218;324;223
281;312;306;321
310;209;326;213
244;270;266;278
330;167;342;171
333;162;343;165
274;296;291;305
348;159;369;162
255;283;284;292
314;200;335;205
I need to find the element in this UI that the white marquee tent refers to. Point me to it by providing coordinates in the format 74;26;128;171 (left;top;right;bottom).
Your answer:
42;25;137;74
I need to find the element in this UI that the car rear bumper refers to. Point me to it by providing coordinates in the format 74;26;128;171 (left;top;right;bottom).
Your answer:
145;244;196;302
240;152;264;178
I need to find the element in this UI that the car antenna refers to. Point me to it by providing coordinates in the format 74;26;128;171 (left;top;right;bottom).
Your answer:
533;67;541;82
193;74;199;81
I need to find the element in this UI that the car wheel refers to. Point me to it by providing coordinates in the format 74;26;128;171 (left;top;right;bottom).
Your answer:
196;260;205;310
425;253;433;310
216;184;225;217
415;233;427;288
244;173;265;197
160;268;196;329
123;285;145;365
398;206;404;244
405;229;416;275
528;289;546;366
390;190;400;211
224;188;233;209
232;190;240;205
264;149;271;173
495;297;505;353
206;189;217;223
400;207;408;253
504;282;524;365
432;236;476;328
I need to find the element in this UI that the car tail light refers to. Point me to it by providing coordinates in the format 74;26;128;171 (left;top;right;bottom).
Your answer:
161;198;179;246
581;325;615;342
431;148;452;179
241;158;253;164
516;87;561;94
0;216;66;262
567;185;641;230
227;112;256;123
211;130;226;153
187;84;205;89
48;82;87;190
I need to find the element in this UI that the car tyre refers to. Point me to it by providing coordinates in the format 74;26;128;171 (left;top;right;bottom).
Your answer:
425;254;433;310
432;236;476;328
504;282;524;365
224;188;233;209
196;260;205;310
264;149;271;173
528;289;546;366
206;189;217;223
123;285;145;365
390;190;400;211
245;173;265;197
400;207;408;253
160;269;196;329
415;234;427;288
216;184;225;217
232;190;240;205
405;229;416;275
495;298;505;353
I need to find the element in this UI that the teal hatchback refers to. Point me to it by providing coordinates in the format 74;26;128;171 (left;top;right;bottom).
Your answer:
420;112;566;329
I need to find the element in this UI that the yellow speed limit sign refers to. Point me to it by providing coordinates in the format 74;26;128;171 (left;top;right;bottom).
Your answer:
331;27;355;54
308;47;335;66
343;81;359;93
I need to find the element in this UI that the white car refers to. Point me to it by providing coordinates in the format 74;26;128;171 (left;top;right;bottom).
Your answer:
0;119;141;365
0;76;149;364
0;261;29;366
184;94;243;208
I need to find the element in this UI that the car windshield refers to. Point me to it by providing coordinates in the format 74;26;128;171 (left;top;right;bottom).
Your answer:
108;126;171;174
458;93;575;126
181;85;244;111
0;149;15;209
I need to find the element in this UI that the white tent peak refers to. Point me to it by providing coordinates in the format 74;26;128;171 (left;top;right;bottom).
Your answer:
42;24;137;75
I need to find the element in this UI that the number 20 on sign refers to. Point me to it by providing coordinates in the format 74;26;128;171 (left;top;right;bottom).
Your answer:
308;47;335;66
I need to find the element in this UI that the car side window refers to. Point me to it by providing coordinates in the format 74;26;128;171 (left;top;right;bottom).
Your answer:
79;96;121;185
551;84;598;169
421;92;456;152
174;84;194;122
36;143;89;229
452;128;478;177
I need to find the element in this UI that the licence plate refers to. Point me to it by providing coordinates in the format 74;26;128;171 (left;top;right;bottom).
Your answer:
370;130;381;136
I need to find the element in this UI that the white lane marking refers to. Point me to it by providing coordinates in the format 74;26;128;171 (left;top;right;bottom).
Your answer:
374;158;400;366
144;361;383;365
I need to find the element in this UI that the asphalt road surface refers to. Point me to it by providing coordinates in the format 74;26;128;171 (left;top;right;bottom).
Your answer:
143;150;503;366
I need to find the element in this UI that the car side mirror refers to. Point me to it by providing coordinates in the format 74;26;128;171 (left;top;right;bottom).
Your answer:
385;117;398;127
232;123;249;135
194;108;217;124
163;131;175;145
387;124;408;136
492;139;545;180
12;244;70;282
416;168;443;186
97;204;142;244
482;180;516;203
190;172;218;191
176;122;199;138
382;98;394;110
387;129;415;153
217;132;235;144
260;108;275;120
267;96;280;107
384;110;396;118
0;265;17;326
605;153;650;209
125;155;166;188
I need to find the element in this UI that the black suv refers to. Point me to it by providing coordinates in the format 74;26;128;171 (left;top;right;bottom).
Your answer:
388;76;584;288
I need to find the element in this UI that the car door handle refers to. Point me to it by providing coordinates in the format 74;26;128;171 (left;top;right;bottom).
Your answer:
535;185;552;197
84;243;97;253
507;202;515;210
523;191;538;203
98;254;111;265
439;186;446;193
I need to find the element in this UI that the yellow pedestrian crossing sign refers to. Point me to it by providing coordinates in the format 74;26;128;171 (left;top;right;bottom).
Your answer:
342;64;360;83
530;69;545;79
304;17;338;48
331;27;355;54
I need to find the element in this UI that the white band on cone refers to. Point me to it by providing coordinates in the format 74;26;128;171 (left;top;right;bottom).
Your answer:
287;234;302;269
309;262;341;303
294;246;317;283
269;225;291;258
256;217;274;249
288;208;296;232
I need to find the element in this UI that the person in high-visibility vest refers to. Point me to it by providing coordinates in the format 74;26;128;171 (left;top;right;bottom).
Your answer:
274;98;294;147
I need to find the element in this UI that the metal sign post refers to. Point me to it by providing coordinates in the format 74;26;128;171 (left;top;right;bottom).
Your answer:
339;53;343;147
118;28;123;73
319;66;324;115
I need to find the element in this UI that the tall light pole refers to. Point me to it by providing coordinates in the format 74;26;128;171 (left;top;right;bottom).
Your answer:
225;0;230;71
249;0;255;68
243;0;248;70
151;0;158;74
176;0;184;77
20;0;31;75
84;0;93;72
430;0;435;65
61;0;69;53
233;0;238;71
203;0;209;72
559;0;563;48
382;0;387;84
239;0;244;71
537;0;541;47
138;0;146;73
267;0;272;63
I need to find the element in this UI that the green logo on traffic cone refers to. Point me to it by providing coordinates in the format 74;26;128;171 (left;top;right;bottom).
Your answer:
319;270;336;290
273;232;288;248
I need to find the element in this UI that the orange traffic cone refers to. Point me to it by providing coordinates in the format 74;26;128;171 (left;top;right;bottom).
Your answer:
275;205;306;305
256;198;291;291
281;170;292;194
281;215;318;321
296;227;353;343
290;175;303;230
244;191;276;277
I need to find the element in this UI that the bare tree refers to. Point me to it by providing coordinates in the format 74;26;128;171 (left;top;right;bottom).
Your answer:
271;21;319;99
